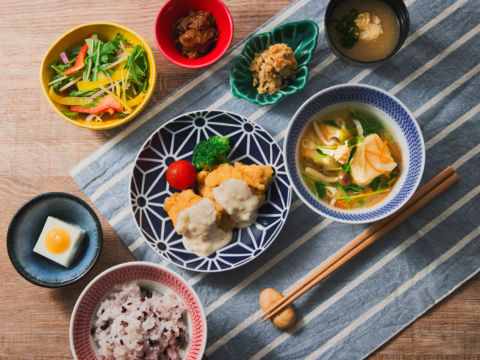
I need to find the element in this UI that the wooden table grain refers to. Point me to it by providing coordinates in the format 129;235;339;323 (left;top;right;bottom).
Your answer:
0;1;479;359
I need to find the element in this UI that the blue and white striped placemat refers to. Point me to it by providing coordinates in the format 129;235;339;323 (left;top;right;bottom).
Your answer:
70;0;480;358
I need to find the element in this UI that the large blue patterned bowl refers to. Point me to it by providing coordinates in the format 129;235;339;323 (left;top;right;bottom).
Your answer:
284;84;425;223
130;110;291;272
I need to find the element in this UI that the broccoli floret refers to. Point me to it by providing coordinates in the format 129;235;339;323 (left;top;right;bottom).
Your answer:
192;136;231;171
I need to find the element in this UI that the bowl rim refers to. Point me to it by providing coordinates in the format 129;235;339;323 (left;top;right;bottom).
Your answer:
128;109;292;272
69;261;208;360
40;21;157;130
284;83;425;224
154;0;234;69
229;19;319;106
6;192;103;287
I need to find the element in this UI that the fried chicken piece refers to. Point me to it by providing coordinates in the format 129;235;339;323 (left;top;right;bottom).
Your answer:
197;162;274;204
164;189;235;232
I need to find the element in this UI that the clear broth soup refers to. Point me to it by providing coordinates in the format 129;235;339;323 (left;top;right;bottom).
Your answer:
297;105;402;210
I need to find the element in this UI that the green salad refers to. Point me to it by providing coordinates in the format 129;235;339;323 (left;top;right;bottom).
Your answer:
48;33;148;121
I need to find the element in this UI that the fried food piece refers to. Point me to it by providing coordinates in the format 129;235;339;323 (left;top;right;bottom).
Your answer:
164;189;202;227
197;162;274;204
164;189;235;231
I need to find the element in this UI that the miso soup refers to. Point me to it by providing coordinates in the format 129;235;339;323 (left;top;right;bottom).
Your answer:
328;0;400;62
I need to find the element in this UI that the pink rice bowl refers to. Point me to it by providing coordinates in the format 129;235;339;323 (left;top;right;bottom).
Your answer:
70;262;207;360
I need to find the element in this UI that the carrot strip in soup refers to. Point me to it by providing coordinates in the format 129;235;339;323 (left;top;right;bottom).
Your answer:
335;200;349;209
382;138;402;162
380;140;387;155
365;149;392;163
366;189;390;208
365;153;389;174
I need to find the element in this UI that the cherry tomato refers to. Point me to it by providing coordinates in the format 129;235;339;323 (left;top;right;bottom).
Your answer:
166;160;196;190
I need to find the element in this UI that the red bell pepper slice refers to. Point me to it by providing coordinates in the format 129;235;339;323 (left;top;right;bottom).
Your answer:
62;41;89;75
71;95;123;114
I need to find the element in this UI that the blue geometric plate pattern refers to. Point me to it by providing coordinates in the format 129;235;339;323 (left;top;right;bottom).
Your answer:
285;84;425;223
130;110;292;272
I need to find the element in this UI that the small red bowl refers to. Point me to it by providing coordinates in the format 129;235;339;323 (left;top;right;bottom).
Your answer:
154;0;234;68
70;261;207;360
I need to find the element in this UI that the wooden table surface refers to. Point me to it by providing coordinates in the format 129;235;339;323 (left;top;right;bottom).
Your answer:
1;0;479;358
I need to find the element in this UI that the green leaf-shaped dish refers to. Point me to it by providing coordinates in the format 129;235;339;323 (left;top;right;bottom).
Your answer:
230;20;319;106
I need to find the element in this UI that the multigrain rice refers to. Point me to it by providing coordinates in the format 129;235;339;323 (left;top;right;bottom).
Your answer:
91;281;188;359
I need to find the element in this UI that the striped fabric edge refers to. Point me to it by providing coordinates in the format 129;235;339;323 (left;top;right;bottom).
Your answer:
72;0;475;206
363;258;480;359
69;0;314;177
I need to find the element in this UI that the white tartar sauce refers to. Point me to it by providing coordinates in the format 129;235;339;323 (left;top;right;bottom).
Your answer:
213;178;260;228
175;198;232;257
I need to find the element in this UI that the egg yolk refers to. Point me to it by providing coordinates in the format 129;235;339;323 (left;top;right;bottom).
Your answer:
45;227;71;254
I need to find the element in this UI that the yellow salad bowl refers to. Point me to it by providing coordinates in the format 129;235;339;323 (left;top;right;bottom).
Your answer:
40;22;157;130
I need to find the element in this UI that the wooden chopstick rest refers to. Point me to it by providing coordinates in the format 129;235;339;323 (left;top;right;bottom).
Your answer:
259;288;296;329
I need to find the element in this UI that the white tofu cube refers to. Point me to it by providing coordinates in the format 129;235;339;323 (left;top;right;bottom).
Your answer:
33;216;86;267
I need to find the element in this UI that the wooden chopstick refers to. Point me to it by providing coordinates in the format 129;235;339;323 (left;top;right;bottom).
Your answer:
261;166;458;322
262;170;458;321
261;166;454;320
